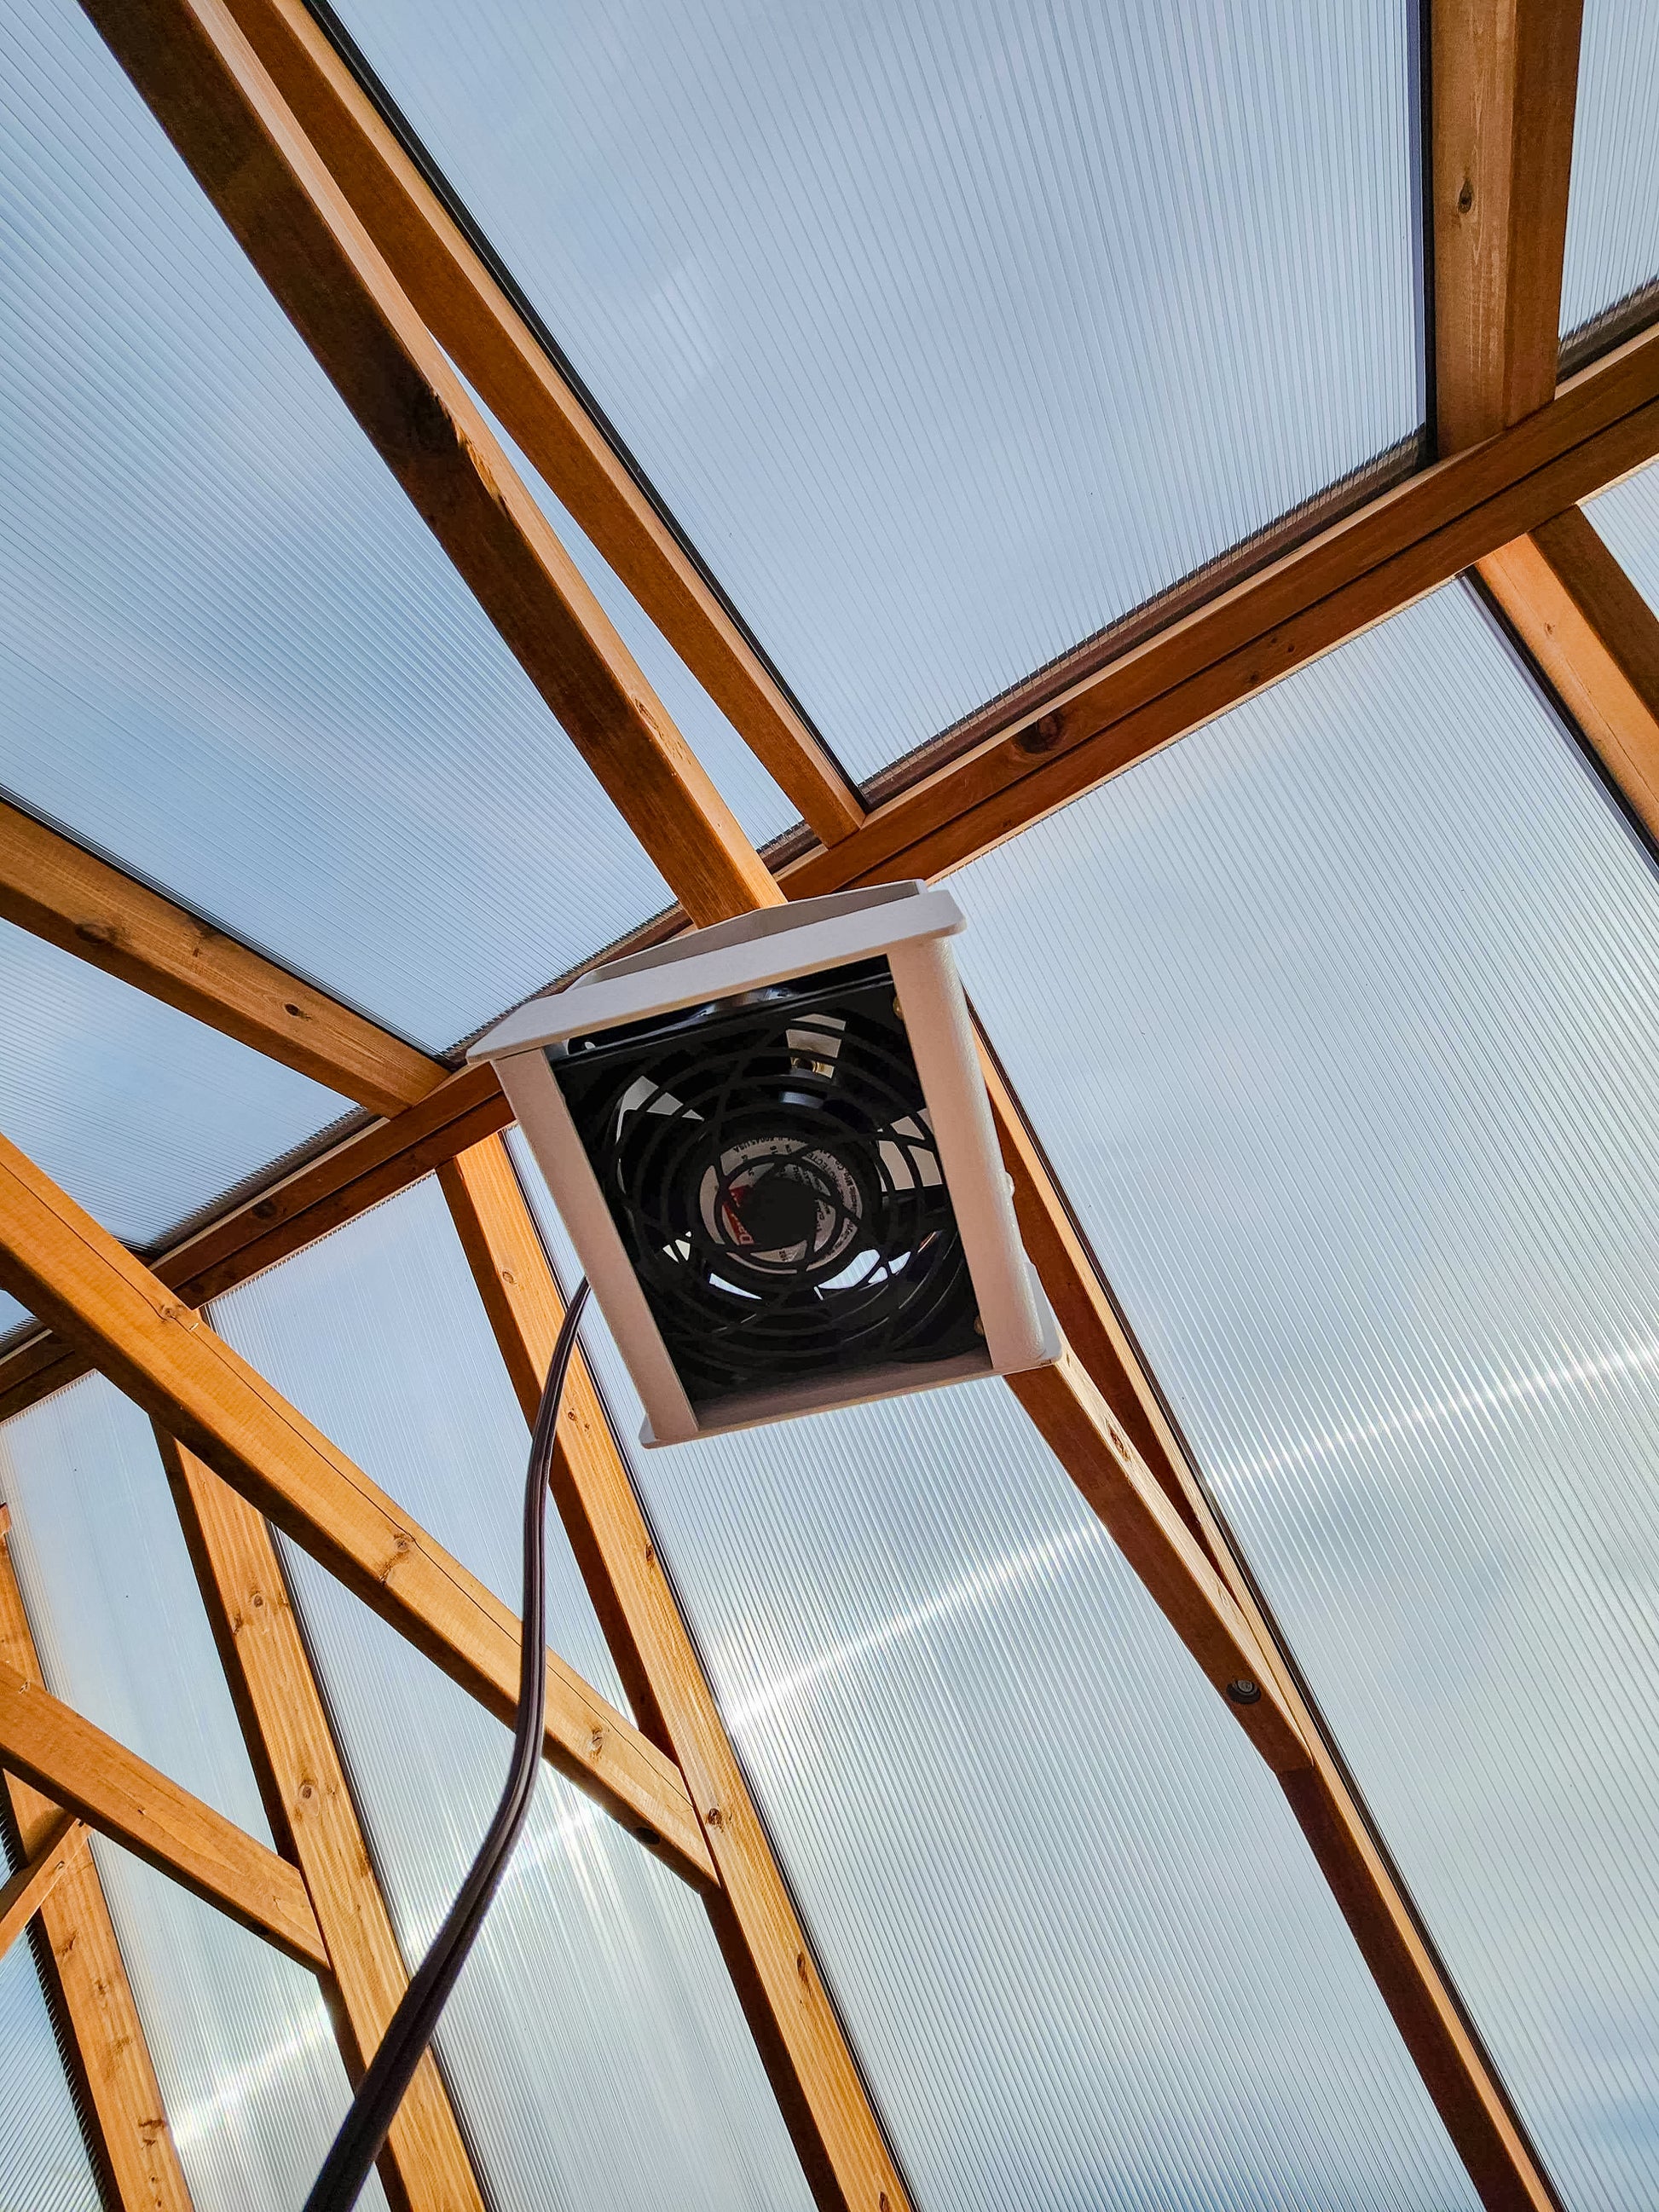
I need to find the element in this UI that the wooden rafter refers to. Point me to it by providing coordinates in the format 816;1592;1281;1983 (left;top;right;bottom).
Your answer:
7;3;1636;2198
9;346;1659;1437
0;1062;509;1425
0;1126;714;1885
1431;1;1586;454
1479;504;1659;837
780;322;1659;898
981;1056;1558;2212
4;353;1659;1444
81;0;781;930
0;1512;194;2209
0;1660;328;1969
439;1135;910;2212
0;800;443;1118
157;1432;485;2212
214;0;865;848
0;1808;88;1962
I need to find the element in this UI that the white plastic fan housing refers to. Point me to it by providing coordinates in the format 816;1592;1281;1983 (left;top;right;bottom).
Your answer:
468;881;1059;1444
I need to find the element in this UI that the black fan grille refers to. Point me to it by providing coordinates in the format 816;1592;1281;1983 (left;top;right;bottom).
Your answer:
551;960;983;1410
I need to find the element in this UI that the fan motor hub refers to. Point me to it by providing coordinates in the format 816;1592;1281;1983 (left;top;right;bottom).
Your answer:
698;1129;869;1280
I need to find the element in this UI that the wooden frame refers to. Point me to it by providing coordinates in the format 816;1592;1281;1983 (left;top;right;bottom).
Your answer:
1479;504;1659;838
980;1050;1560;2212
0;1062;508;1426
1431;1;1585;454
0;1810;89;1963
0;1128;713;1886
0;1510;194;2209
80;0;782;933
6;0;1652;2199
440;1135;911;2212
214;0;866;849
158;1431;485;2212
778;323;1659;898
0;798;442;1118
0;1660;327;1967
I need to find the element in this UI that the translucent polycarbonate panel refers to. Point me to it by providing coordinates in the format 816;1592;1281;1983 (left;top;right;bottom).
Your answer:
507;1136;1477;2212
0;1378;385;2212
334;0;1423;778
948;584;1659;2210
0;1287;32;1338
0;918;348;1246
0;1943;101;2212
1561;0;1659;341
0;0;789;1062
1587;454;1659;607
211;1178;812;2212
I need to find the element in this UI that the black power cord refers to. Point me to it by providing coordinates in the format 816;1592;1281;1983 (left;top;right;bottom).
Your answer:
304;1279;591;2212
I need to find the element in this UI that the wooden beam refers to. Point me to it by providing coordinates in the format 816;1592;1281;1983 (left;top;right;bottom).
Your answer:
0;800;442;1118
982;1055;1560;2212
0;1660;328;1970
0;1125;715;1886
80;0;781;930
780;322;1659;899
157;1434;484;2212
1007;1353;1307;1771
214;0;865;848
1431;1;1585;453
1;1060;512;1427
438;1134;910;2212
0;1808;88;1961
1478;504;1659;835
0;1516;194;2209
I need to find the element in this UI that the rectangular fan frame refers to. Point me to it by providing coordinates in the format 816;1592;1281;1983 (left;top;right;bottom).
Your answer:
469;881;1059;1445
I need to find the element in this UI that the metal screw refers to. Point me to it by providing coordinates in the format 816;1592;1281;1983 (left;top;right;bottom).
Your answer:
1225;1678;1262;1706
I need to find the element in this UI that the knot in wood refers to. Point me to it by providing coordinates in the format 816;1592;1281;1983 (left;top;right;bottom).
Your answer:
1015;709;1065;756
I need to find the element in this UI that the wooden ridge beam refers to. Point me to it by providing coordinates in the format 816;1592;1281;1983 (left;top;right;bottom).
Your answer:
0;1124;714;1886
981;1054;1560;2212
780;323;1659;898
217;0;865;848
81;0;782;929
1478;504;1659;836
439;1134;911;2212
159;1432;484;2212
0;1061;512;1425
1431;1;1585;454
0;1660;328;1970
0;1808;88;1962
0;1512;194;2209
0;800;443;1118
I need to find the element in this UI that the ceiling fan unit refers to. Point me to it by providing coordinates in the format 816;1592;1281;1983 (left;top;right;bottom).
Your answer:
471;881;1059;1444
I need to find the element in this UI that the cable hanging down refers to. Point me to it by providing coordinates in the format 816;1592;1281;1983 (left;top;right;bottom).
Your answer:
304;1279;591;2212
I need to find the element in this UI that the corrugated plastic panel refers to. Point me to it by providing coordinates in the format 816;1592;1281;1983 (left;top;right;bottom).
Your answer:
332;0;1424;779
211;1177;813;2212
0;1941;101;2212
508;1133;1477;2212
0;1377;386;2212
0;916;350;1250
0;0;790;1062
1586;453;1659;608
1561;0;1659;343
949;582;1659;2210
